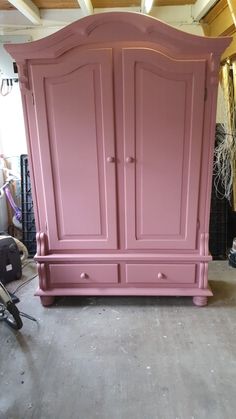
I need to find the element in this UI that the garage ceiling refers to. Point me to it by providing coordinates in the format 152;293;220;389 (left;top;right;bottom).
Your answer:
0;0;197;10
0;0;220;28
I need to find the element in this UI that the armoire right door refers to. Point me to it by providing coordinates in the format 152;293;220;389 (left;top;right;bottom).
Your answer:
122;47;206;250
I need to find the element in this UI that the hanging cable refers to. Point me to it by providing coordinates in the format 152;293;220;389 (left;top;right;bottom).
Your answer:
0;78;13;96
213;60;236;203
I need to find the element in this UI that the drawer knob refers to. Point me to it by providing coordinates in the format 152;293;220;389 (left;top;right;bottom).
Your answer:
80;272;88;279
126;156;134;163
107;156;115;163
157;272;165;280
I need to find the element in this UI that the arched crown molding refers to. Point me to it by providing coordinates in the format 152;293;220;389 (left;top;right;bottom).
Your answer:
5;12;231;61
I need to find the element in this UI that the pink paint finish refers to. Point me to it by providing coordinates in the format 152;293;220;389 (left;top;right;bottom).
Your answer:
126;264;196;285
5;12;231;306
122;48;206;250
49;263;119;286
30;48;117;250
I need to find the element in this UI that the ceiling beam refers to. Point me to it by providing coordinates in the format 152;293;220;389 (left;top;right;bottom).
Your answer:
77;0;93;16
192;0;219;21
7;0;41;24
141;0;154;14
227;0;236;27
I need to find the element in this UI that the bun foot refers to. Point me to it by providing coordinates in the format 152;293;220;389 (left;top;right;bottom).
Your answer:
40;296;55;307
193;296;208;307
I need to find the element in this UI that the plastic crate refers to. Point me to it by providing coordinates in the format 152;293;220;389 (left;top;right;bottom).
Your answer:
20;154;36;257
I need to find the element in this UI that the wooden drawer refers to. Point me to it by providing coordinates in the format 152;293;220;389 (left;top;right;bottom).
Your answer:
126;263;196;284
49;264;119;285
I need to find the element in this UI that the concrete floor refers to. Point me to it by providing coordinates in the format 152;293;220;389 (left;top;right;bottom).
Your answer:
0;261;236;419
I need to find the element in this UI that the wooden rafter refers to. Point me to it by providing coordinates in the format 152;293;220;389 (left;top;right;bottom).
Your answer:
141;0;154;13
201;0;236;61
7;0;41;23
201;0;234;35
35;0;79;8
0;0;198;10
77;0;93;15
0;0;15;9
227;0;236;27
192;0;219;21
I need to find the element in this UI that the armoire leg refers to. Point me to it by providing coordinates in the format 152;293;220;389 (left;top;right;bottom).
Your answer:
193;296;208;307
40;296;55;307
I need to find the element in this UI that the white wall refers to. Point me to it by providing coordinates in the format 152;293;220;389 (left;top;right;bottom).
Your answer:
0;82;27;157
0;6;204;40
151;6;204;35
0;83;26;232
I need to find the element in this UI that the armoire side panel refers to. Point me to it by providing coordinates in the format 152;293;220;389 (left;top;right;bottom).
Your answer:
30;49;118;250
122;48;206;250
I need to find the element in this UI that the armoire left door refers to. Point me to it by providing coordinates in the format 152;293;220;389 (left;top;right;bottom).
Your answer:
30;48;118;251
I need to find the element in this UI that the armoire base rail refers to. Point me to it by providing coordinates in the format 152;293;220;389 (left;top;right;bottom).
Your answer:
36;286;213;307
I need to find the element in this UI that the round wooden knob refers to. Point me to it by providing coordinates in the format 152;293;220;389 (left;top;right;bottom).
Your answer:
107;156;115;163
126;157;134;163
157;272;165;280
80;272;88;279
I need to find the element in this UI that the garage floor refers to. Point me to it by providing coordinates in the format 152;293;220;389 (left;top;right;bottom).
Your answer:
0;261;236;419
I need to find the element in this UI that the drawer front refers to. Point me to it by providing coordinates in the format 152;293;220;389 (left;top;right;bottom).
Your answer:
126;264;196;284
49;264;119;285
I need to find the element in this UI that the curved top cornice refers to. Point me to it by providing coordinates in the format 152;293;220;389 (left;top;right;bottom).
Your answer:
5;11;231;61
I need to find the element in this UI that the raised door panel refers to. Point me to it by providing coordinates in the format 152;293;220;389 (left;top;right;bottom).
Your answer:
122;48;206;250
30;48;117;250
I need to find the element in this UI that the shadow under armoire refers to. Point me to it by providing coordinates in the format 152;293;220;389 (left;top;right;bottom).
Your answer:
6;12;231;306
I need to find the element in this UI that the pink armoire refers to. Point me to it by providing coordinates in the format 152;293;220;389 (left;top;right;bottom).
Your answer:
6;12;230;306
